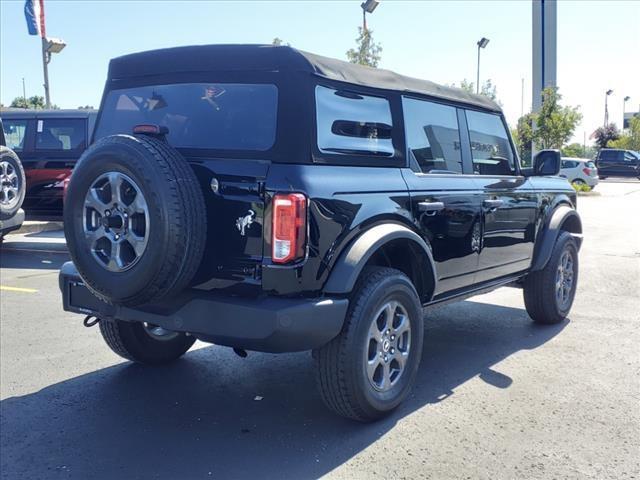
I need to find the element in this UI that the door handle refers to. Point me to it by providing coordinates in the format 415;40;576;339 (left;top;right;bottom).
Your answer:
418;201;445;215
483;199;503;209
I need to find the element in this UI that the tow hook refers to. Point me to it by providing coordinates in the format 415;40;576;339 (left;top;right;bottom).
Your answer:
233;348;248;358
83;315;100;328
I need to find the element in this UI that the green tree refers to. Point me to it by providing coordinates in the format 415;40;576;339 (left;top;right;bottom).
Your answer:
561;143;585;158
77;105;95;110
450;79;500;104
513;112;534;165
532;87;582;150
607;117;640;151
592;123;620;150
271;37;290;47
10;95;46;109
9;95;59;109
346;26;382;67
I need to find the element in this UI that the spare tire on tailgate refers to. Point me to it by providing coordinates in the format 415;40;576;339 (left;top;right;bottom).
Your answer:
64;134;206;306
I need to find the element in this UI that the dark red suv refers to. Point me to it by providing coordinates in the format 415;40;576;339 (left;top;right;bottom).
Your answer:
0;109;96;219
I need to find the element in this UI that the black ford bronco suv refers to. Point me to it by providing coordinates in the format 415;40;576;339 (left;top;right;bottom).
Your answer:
60;45;582;422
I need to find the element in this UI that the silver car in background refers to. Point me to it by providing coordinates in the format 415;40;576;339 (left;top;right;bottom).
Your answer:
560;157;599;189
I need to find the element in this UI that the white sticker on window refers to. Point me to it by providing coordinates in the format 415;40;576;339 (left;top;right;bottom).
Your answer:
37;120;44;132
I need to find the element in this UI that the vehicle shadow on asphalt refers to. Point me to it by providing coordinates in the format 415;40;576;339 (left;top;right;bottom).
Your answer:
0;245;69;271
0;300;567;479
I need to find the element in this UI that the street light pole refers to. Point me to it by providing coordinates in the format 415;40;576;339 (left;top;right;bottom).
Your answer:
604;89;613;127
623;96;631;128
360;0;379;32
476;37;489;95
41;37;51;108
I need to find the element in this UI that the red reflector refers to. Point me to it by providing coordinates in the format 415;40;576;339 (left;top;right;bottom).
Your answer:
133;124;168;135
272;193;307;264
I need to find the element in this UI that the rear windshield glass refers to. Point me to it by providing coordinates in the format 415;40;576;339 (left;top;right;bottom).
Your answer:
95;83;278;151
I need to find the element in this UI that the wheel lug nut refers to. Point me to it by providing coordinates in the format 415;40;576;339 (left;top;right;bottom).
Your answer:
391;348;395;354
391;335;395;341
114;234;119;240
105;210;111;217
386;329;391;335
384;355;388;362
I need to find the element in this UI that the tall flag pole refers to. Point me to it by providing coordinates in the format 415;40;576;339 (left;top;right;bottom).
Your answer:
24;0;51;108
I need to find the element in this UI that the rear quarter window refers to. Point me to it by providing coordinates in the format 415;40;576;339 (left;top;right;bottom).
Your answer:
315;85;394;158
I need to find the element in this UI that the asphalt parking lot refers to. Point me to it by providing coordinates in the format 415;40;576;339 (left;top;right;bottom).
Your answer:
1;180;639;480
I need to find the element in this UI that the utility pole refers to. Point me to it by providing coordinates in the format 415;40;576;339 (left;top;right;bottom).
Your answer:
22;78;26;101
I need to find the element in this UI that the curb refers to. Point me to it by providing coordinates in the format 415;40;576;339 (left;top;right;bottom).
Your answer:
13;221;64;236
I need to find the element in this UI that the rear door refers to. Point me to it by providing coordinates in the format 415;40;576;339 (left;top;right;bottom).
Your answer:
463;109;538;282
401;97;483;295
29;116;87;216
597;150;618;176
623;151;640;177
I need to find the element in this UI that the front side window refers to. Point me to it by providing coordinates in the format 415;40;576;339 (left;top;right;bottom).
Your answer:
2;119;28;151
402;97;462;174
315;85;394;157
466;110;515;176
36;118;86;150
96;83;278;151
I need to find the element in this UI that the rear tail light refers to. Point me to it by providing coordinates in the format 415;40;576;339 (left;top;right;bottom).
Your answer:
583;167;591;175
272;193;307;264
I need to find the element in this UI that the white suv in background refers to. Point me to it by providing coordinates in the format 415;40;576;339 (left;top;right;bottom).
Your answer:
560;157;599;189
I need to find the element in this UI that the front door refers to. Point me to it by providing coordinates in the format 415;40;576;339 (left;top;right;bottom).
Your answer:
463;109;538;282
401;97;483;296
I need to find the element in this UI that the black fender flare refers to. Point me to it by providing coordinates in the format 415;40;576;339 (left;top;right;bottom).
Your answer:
530;205;583;271
323;223;437;299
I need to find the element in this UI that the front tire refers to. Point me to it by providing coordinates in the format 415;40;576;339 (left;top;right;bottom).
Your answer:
523;231;579;324
313;267;424;422
0;146;26;220
99;319;195;365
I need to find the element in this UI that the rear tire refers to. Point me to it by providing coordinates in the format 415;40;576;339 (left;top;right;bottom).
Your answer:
313;267;424;422
523;231;579;324
99;319;195;365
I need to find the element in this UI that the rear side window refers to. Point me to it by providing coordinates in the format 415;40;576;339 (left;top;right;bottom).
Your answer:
315;85;393;157
2;119;28;151
36;118;86;150
96;83;278;151
466;110;515;176
402;97;462;174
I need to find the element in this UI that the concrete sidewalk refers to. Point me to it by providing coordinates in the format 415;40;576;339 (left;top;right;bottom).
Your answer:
12;221;63;236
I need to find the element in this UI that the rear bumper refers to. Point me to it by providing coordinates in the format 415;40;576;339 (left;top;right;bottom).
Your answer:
0;209;25;235
59;262;348;353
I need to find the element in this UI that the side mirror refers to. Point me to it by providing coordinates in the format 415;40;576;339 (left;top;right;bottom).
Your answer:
532;149;561;176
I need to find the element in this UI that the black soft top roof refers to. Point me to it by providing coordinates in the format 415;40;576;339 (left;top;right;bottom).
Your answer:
108;44;501;112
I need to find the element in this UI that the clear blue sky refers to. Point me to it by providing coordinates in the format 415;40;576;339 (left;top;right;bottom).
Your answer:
1;0;638;144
